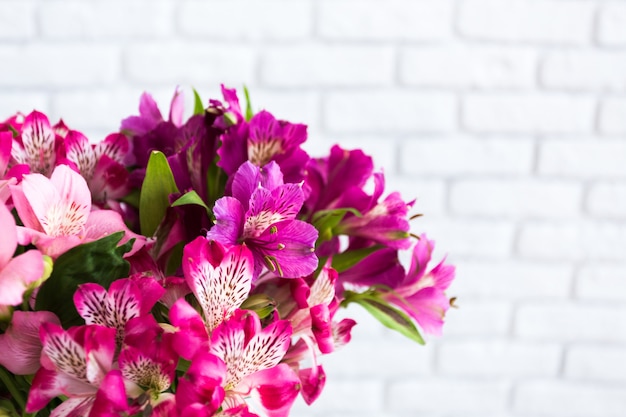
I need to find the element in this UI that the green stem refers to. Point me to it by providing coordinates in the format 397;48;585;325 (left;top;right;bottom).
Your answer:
0;367;25;413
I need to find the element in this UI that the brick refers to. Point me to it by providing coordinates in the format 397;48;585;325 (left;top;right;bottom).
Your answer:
518;221;626;261
125;43;255;86
452;261;572;300
248;90;320;129
451;179;582;218
261;46;393;87
401;138;534;176
542;51;626;91
597;2;626;45
566;346;626;382
179;0;312;40
587;182;626;218
324;92;456;133
539;140;626;178
401;46;535;88
0;45;120;88
458;0;594;44
322;339;432;378
0;1;36;40
576;265;626;301
463;94;595;134
388;178;446;217
39;0;174;38
389;379;509;414
516;303;626;342
599;98;626;135
50;89;147;133
312;135;397;172
438;341;561;377
416;217;515;258
442;301;512;337
514;381;626;417
0;93;50;118
318;0;452;41
298;379;384;412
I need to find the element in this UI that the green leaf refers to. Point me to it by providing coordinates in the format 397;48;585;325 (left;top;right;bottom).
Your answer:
243;85;254;121
352;295;424;345
171;190;209;213
139;151;180;237
35;232;132;327
312;208;361;244
193;88;204;115
241;294;276;319
121;188;141;208
331;245;383;273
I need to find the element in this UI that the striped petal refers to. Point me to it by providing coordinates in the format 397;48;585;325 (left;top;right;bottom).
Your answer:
183;237;254;332
20;111;57;176
65;130;96;180
210;312;292;390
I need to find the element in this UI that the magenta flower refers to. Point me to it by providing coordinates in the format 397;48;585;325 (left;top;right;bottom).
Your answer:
120;89;184;137
10;164;146;258
0;310;60;375
383;235;455;335
73;276;165;346
63;130;132;206
26;323;127;416
208;161;318;279
9;111;60;177
209;311;300;417
119;315;178;414
305;147;412;250
0;201;46;308
169;301;300;417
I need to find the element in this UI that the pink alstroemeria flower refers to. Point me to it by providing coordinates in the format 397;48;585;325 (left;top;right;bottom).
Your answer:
208;161;318;279
384;235;456;336
73;276;165;346
9;111;60;177
119;315;178;415
0;202;46;307
0;310;60;375
64;130;132;205
10;164;146;259
26;323;128;417
182;237;255;333
169;302;300;417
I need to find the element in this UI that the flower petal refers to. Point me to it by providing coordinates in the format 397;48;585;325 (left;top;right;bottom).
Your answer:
169;299;209;360
184;238;254;332
0;310;60;375
20;111;56;176
207;197;245;245
0;249;45;306
244;363;301;417
0;201;17;268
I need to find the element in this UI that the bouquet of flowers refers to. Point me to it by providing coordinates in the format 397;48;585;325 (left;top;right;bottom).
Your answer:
0;86;456;417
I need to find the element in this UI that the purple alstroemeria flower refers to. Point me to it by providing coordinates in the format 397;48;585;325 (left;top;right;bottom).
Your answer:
305;145;413;250
216;85;310;184
382;235;456;336
207;161;318;279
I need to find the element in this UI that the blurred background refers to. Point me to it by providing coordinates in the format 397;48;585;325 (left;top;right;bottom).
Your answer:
1;0;626;416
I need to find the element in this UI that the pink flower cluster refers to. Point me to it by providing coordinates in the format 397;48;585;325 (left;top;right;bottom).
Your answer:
0;86;456;417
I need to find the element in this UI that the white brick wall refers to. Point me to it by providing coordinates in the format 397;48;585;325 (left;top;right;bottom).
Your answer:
1;1;625;416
